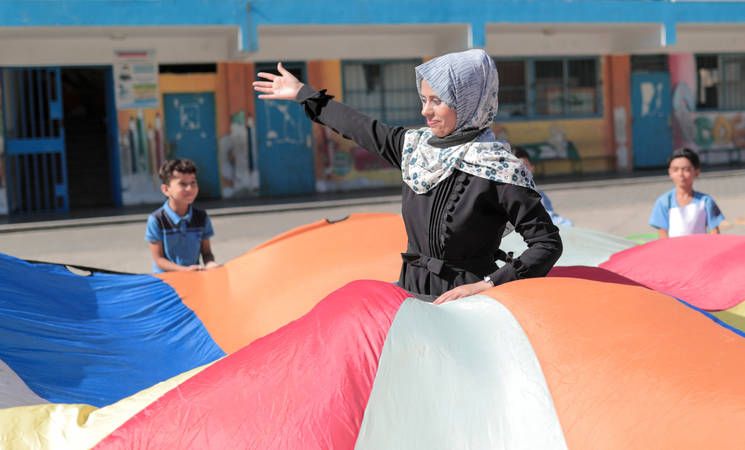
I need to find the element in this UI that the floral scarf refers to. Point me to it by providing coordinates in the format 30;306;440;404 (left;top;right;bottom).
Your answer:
402;127;535;194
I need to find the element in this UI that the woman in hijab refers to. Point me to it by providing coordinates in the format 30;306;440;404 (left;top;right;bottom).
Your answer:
253;49;562;303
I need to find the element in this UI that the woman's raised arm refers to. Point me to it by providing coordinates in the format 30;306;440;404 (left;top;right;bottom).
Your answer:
253;62;407;168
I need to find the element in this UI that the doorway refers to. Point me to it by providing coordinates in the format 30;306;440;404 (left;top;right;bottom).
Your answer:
630;55;673;169
1;67;68;214
61;67;116;209
254;62;315;196
162;92;221;199
631;72;673;168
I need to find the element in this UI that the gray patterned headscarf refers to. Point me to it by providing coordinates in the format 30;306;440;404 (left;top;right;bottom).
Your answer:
415;48;499;132
402;49;534;194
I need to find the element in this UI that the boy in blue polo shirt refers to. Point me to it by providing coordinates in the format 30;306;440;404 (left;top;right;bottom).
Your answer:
145;159;219;272
649;147;724;238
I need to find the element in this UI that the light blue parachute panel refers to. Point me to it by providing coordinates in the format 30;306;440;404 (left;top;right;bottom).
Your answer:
0;254;224;407
502;226;634;267
356;296;567;450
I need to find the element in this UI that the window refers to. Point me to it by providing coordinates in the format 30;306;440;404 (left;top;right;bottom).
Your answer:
535;60;564;115
342;60;422;126
497;60;527;117
697;55;719;109
696;54;745;110
566;59;599;115
495;57;600;119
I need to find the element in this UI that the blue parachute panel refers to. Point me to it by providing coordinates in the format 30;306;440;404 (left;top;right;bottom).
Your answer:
0;254;224;407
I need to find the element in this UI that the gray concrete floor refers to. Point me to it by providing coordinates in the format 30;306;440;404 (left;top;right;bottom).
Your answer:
1;169;743;274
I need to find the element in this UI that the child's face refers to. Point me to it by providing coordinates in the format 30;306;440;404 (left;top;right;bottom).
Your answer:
162;171;199;206
668;157;699;191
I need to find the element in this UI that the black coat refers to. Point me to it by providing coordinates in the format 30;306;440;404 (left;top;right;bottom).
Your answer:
298;86;563;299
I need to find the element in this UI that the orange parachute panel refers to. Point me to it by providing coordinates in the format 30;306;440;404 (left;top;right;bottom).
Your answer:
486;277;745;450
157;213;406;353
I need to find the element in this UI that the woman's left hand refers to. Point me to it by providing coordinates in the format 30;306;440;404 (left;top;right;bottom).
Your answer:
433;280;493;305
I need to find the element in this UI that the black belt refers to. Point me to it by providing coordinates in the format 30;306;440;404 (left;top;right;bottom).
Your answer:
401;252;496;276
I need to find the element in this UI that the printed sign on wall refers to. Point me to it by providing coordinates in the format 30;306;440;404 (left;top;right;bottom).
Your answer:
114;50;159;110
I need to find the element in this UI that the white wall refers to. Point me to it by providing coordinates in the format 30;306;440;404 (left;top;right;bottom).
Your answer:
673;25;745;53
245;25;470;61
0;27;240;66
486;23;665;56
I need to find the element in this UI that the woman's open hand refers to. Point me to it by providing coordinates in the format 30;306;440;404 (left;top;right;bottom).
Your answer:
433;280;494;304
252;62;304;101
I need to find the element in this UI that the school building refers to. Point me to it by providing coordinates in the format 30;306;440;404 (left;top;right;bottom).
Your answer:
1;0;744;216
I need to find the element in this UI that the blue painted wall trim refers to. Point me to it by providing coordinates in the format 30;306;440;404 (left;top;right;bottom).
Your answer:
246;0;745;26
249;0;745;49
4;1;745;52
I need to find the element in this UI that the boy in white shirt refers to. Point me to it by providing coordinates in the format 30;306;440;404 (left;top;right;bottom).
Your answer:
649;148;724;238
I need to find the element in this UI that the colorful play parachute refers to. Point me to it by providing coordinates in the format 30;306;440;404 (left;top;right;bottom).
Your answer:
600;234;745;311
1;213;744;449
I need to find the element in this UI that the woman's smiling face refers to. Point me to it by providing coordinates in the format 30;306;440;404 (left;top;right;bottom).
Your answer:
420;79;457;138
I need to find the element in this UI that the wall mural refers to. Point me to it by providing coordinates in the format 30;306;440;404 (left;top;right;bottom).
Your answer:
689;112;745;149
117;109;164;205
670;53;745;164
669;54;696;153
311;117;609;185
115;65;261;205
313;125;401;192
218;111;259;198
216;63;259;199
672;87;745;152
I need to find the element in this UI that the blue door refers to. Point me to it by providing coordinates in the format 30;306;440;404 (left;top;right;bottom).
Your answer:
1;67;69;214
254;63;315;196
631;72;673;168
163;93;221;199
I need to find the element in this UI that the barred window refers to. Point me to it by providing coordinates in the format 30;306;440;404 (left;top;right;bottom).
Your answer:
342;60;422;126
697;54;745;110
497;60;527;117
496;57;601;119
